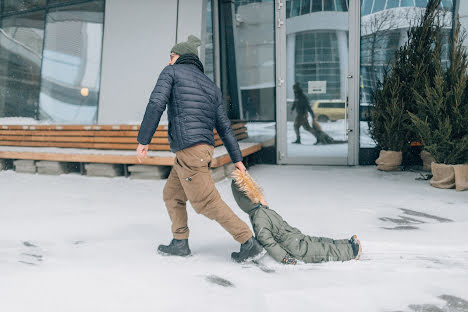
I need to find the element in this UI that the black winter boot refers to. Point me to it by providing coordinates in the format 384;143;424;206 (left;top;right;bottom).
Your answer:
157;239;191;257
231;237;264;263
292;138;301;144
349;235;362;260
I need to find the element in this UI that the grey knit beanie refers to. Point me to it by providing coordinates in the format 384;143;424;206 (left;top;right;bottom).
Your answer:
171;35;202;56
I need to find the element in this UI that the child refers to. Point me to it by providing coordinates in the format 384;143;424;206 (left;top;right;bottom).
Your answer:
231;170;362;264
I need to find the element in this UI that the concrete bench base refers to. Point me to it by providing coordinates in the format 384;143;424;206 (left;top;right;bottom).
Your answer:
85;163;124;177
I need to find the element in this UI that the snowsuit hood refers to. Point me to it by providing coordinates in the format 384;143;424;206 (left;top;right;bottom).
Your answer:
231;170;265;216
231;180;261;215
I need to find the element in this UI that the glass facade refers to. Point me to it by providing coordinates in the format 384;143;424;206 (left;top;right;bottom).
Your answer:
203;0;215;82
0;0;104;123
0;10;45;118
220;0;277;163
283;0;350;162
359;0;455;150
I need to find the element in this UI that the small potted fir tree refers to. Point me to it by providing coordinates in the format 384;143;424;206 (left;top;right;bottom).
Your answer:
410;21;468;191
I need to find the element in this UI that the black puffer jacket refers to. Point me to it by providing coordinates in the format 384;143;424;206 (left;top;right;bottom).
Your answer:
137;61;242;163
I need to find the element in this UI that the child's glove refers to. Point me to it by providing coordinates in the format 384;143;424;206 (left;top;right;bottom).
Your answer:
281;254;297;265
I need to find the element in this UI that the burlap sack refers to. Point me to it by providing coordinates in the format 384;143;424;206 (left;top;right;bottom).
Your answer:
376;150;402;171
431;163;455;189
453;164;468;191
420;150;435;172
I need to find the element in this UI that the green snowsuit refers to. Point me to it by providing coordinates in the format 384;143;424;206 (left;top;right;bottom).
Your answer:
231;181;355;263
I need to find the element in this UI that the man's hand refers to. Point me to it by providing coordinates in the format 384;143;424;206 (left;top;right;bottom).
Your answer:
234;161;246;173
136;144;149;163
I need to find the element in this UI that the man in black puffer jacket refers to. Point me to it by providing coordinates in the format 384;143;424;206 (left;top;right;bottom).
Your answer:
136;35;263;263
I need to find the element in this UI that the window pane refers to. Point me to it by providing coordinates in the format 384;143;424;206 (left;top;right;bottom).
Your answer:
360;0;454;153
400;0;414;7
203;0;215;82
386;0;399;9
0;11;45;118
301;0;311;15
415;0;427;7
291;0;301;17
362;0;373;15
336;0;348;11
324;0;335;11
441;0;453;10
372;0;385;13
312;0;322;12
39;1;104;123
3;0;45;13
48;0;76;4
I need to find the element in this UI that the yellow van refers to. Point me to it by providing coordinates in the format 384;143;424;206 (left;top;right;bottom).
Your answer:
312;100;346;122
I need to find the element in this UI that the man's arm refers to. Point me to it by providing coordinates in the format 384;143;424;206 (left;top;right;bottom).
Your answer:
214;90;243;164
137;66;174;145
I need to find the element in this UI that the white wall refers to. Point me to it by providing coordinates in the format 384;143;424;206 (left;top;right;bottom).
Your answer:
97;0;177;124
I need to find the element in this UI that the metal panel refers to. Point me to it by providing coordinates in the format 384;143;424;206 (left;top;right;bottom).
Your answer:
275;0;287;164
348;0;361;165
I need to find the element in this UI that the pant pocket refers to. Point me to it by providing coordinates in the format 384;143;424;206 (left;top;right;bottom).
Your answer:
178;168;217;214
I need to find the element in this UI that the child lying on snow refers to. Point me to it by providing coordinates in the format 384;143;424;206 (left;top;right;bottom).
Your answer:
231;170;362;265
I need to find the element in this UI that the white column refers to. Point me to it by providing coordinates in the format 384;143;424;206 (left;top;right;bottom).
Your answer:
337;30;348;100
286;33;296;101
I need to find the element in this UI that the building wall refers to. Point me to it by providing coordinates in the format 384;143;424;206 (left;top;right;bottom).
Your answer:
97;0;178;124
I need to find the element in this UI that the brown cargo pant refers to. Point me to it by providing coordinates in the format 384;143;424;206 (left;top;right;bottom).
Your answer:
163;143;253;244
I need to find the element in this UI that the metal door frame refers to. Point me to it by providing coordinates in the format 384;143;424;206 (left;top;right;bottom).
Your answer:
275;0;360;165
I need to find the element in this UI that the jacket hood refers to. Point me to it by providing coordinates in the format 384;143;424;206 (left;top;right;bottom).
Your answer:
231;170;265;216
231;180;261;215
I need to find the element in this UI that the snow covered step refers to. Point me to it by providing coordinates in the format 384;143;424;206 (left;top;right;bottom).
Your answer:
84;163;124;177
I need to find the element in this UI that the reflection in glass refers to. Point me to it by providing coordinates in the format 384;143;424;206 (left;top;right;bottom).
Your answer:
359;0;454;149
220;0;276;164
312;0;322;12
0;11;45;118
285;0;349;160
221;0;275;121
2;0;45;13
202;0;215;82
415;0;428;6
38;1;104;123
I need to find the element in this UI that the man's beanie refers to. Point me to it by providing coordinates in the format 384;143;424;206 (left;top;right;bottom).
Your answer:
171;35;202;56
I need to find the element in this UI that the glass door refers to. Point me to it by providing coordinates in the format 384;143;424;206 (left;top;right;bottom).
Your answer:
276;0;359;165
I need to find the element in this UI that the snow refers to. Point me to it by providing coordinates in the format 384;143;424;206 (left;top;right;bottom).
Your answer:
0;165;467;312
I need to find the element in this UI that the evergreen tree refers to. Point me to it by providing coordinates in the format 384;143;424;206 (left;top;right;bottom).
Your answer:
409;20;468;165
369;0;443;151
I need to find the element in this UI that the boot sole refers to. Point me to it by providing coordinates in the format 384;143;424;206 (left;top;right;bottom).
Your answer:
157;249;192;257
233;248;267;263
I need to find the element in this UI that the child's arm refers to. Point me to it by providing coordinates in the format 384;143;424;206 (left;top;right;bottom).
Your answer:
255;224;288;263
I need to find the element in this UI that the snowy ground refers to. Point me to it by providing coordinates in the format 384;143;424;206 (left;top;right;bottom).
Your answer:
1;165;467;312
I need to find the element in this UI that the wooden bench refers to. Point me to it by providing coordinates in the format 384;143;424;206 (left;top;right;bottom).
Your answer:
0;123;248;151
0;123;261;170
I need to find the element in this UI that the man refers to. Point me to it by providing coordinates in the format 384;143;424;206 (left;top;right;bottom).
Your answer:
291;83;334;145
135;35;263;263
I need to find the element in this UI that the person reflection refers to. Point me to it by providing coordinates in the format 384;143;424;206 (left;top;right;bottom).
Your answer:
291;83;336;145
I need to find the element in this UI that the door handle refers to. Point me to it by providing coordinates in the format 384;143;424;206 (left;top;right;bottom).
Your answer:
346;74;353;79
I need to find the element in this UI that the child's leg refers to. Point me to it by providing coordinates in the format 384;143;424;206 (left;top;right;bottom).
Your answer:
300;236;355;263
